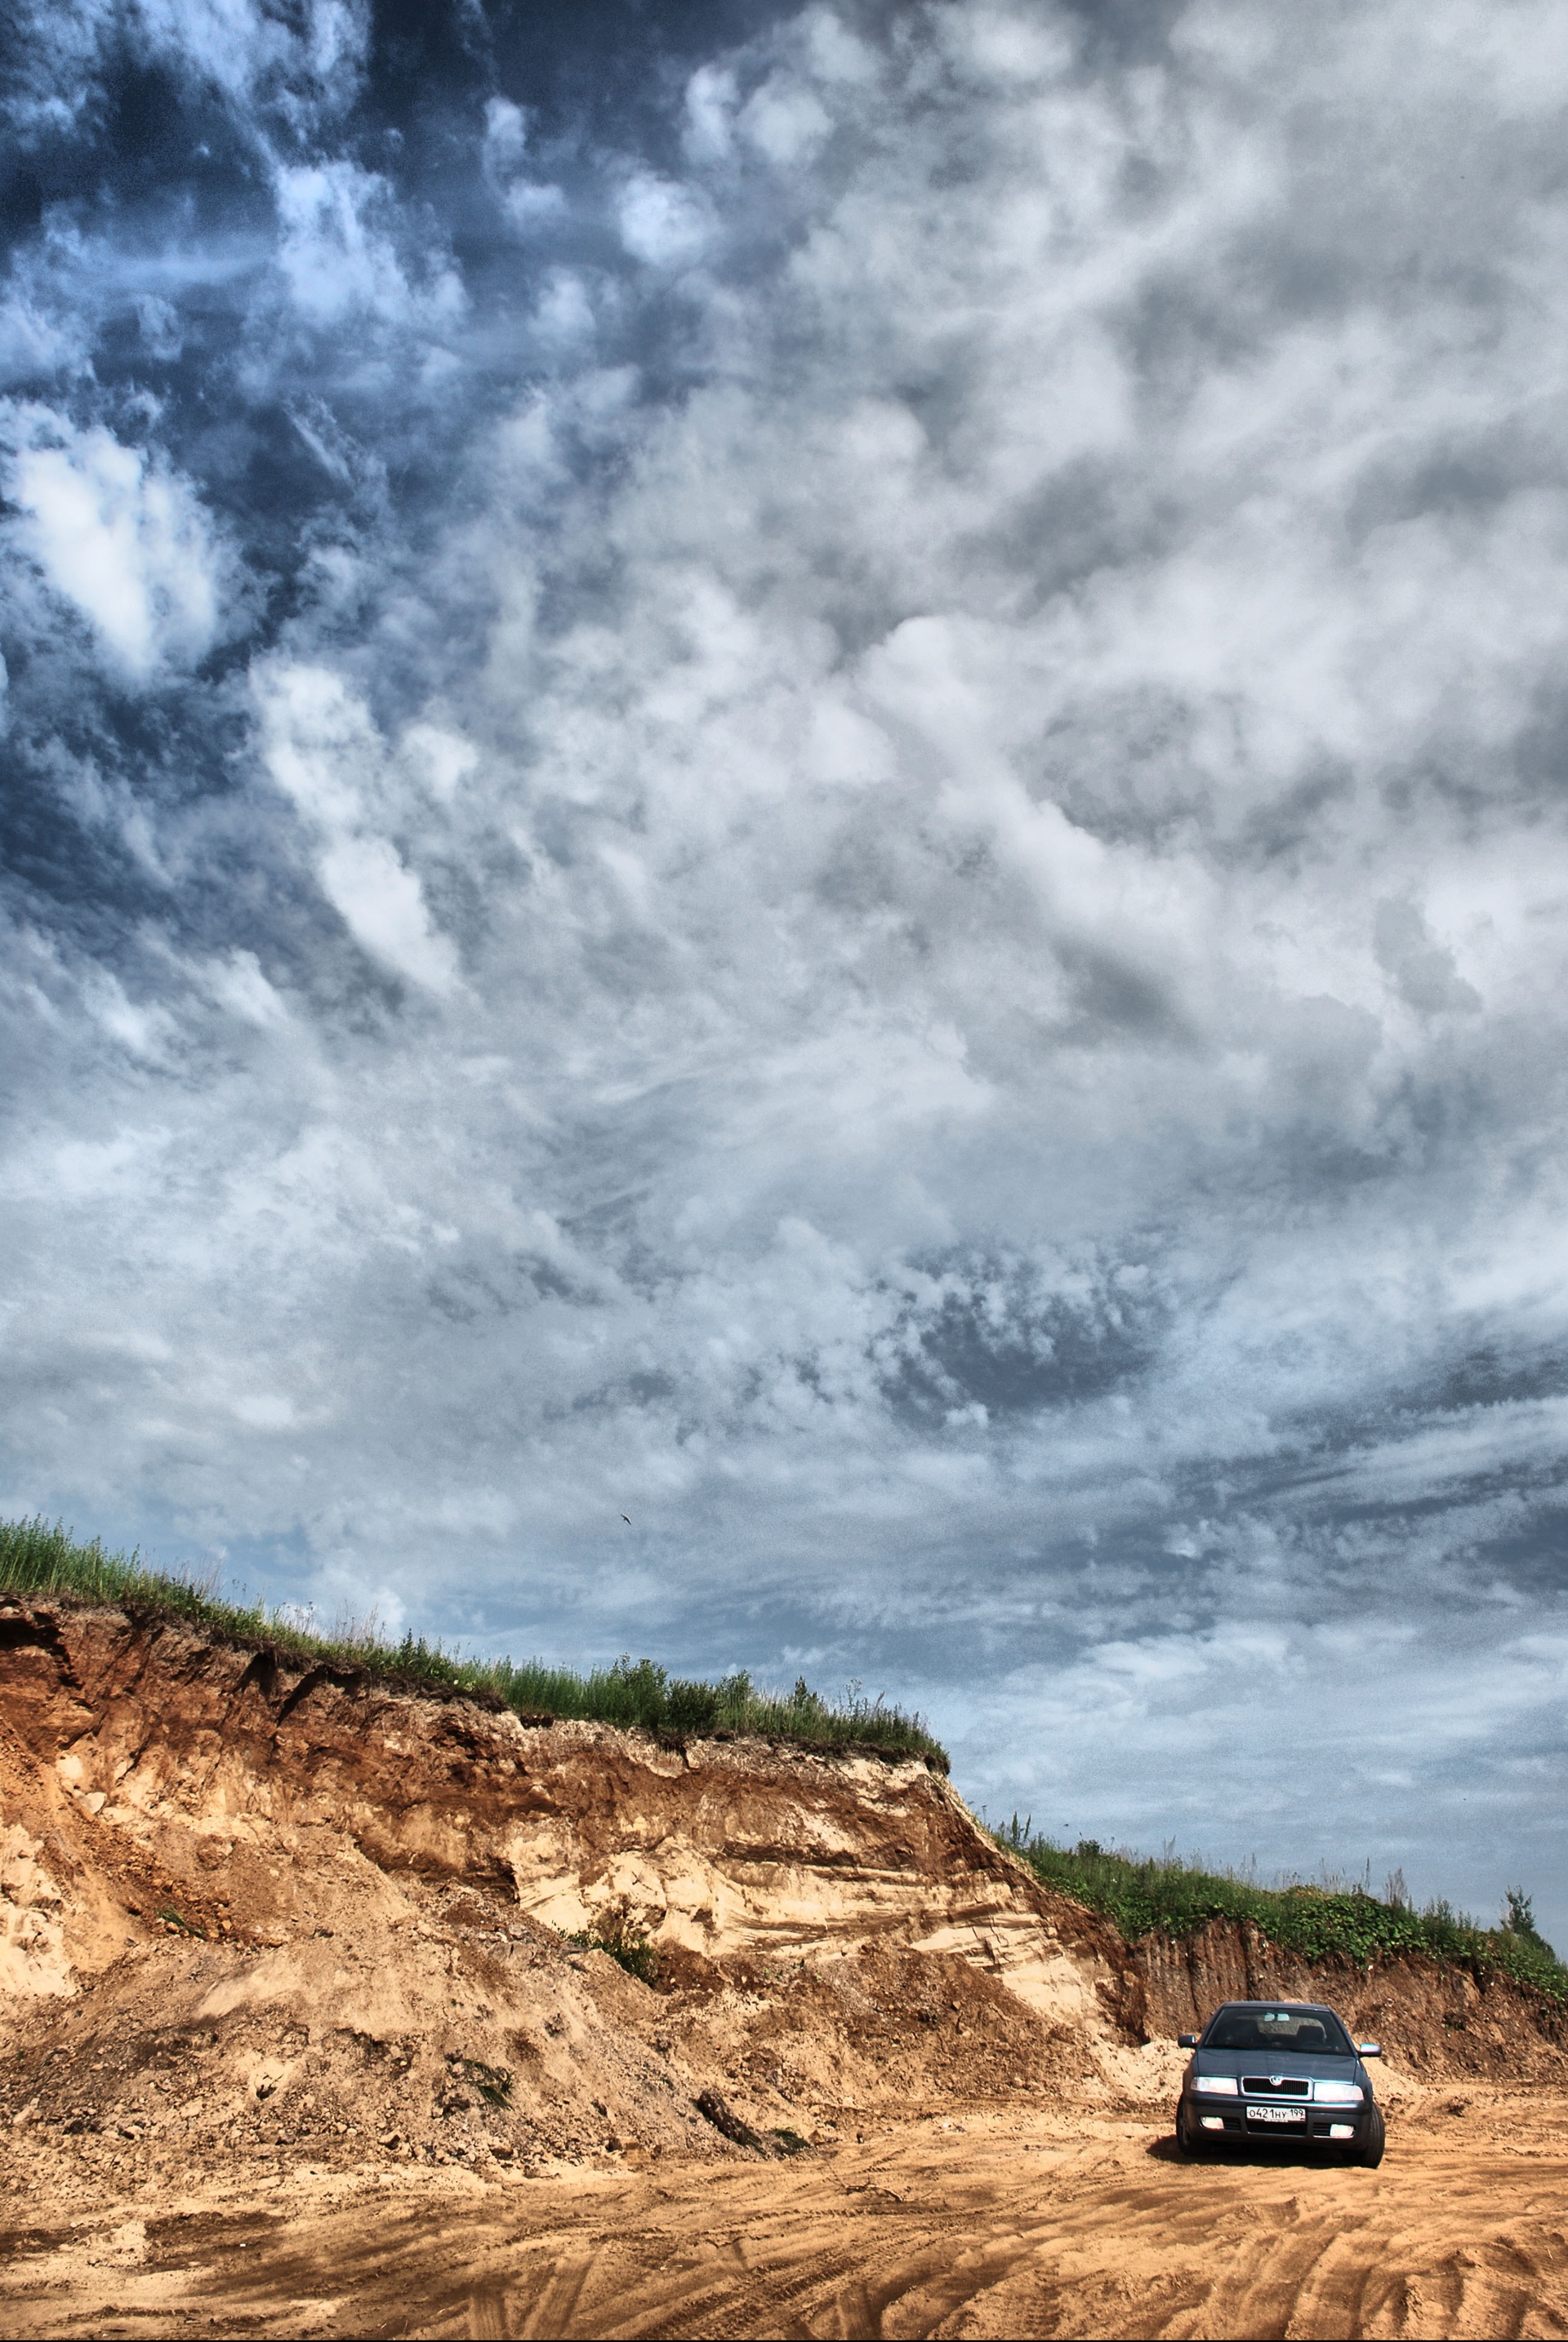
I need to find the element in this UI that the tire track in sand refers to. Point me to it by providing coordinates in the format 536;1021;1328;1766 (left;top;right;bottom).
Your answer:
2;2105;1566;2339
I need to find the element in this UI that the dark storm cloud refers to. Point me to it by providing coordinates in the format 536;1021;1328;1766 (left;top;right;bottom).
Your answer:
1;0;1566;1936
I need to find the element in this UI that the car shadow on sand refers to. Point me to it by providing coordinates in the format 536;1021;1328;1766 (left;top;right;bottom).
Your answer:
1145;2133;1362;2171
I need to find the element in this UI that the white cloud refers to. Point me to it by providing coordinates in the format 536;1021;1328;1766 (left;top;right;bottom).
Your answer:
316;833;460;995
199;951;290;1029
504;181;568;233
482;94;566;232
952;1603;1568;1933
79;968;178;1060
399;722;477;803
6;416;226;681
739;74;831;166
131;0;368;115
255;662;461;995
532;269;596;347
6;0;369;140
482;96;528;178
800;8;877;87
683;64;737;163
274;162;464;331
0;292;82;386
230;1391;296;1429
616;174;713;268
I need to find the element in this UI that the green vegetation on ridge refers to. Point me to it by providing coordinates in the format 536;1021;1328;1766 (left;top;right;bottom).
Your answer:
1000;1823;1568;2003
0;1516;947;1770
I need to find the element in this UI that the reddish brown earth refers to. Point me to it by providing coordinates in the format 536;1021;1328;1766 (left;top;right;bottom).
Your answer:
1135;1920;1568;2082
2;1596;1565;2339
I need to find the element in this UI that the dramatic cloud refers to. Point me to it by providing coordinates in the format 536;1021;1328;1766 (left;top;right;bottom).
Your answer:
2;0;1566;1935
6;412;229;679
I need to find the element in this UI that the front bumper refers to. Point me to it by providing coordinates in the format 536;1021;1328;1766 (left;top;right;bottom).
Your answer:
1184;2091;1370;2144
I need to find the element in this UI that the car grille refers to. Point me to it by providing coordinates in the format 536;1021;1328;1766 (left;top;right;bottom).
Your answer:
1241;2076;1310;2099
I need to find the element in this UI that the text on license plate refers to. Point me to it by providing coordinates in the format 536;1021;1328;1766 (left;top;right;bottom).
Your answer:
1246;2104;1306;2123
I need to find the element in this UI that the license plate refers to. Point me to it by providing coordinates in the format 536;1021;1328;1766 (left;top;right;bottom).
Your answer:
1246;2104;1306;2124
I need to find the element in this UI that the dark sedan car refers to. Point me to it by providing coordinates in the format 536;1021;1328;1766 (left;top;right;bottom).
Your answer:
1174;1999;1386;2166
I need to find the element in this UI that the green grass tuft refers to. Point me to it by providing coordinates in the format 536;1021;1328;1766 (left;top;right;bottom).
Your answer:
155;1906;206;1939
0;1516;947;1770
997;1822;1568;2004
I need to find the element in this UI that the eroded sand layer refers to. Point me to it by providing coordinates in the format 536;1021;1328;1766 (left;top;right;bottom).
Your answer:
3;2090;1566;2339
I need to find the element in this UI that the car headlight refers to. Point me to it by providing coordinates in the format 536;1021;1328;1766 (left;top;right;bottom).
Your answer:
1193;2074;1239;2096
1312;2081;1365;2105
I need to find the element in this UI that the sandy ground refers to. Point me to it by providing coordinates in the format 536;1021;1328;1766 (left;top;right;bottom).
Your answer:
3;2087;1566;2340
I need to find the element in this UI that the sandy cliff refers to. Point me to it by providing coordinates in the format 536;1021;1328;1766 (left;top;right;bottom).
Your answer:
1;1590;1561;2193
0;1595;1145;2184
5;1596;1568;2341
0;1593;1131;2008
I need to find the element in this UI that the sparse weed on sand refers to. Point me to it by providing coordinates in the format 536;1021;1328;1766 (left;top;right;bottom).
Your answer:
446;2055;513;2108
998;1821;1568;2003
0;1516;947;1770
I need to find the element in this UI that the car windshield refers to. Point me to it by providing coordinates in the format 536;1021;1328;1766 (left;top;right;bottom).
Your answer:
1204;2008;1352;2054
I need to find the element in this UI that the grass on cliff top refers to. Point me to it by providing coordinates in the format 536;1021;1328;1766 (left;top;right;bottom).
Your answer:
1000;1822;1568;2004
0;1516;947;1770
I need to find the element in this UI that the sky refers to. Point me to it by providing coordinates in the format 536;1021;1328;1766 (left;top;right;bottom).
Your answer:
2;0;1566;1944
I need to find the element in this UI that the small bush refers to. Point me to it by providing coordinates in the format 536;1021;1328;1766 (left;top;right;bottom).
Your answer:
0;1516;947;1770
1504;1888;1548;1947
996;1819;1568;2003
566;1897;661;1985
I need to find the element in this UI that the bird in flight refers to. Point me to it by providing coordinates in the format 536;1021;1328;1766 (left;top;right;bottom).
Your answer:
621;1515;632;1525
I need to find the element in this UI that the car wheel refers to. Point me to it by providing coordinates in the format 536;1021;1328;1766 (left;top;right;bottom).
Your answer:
1355;2105;1386;2168
1174;2102;1206;2157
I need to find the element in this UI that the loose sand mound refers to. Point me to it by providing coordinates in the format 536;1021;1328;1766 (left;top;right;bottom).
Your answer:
2;1593;1566;2338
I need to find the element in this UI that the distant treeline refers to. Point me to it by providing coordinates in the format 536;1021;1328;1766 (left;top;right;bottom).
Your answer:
0;1516;947;1770
1000;1822;1567;2002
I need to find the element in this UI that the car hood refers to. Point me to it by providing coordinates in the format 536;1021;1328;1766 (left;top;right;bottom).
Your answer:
1189;2048;1371;2087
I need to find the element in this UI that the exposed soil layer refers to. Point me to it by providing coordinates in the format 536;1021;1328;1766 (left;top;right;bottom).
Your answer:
0;1596;1133;2028
1136;1920;1568;2081
3;1596;1566;2337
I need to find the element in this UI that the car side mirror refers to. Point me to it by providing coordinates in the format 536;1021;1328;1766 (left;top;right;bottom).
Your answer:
1357;2041;1382;2057
1177;2033;1198;2048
